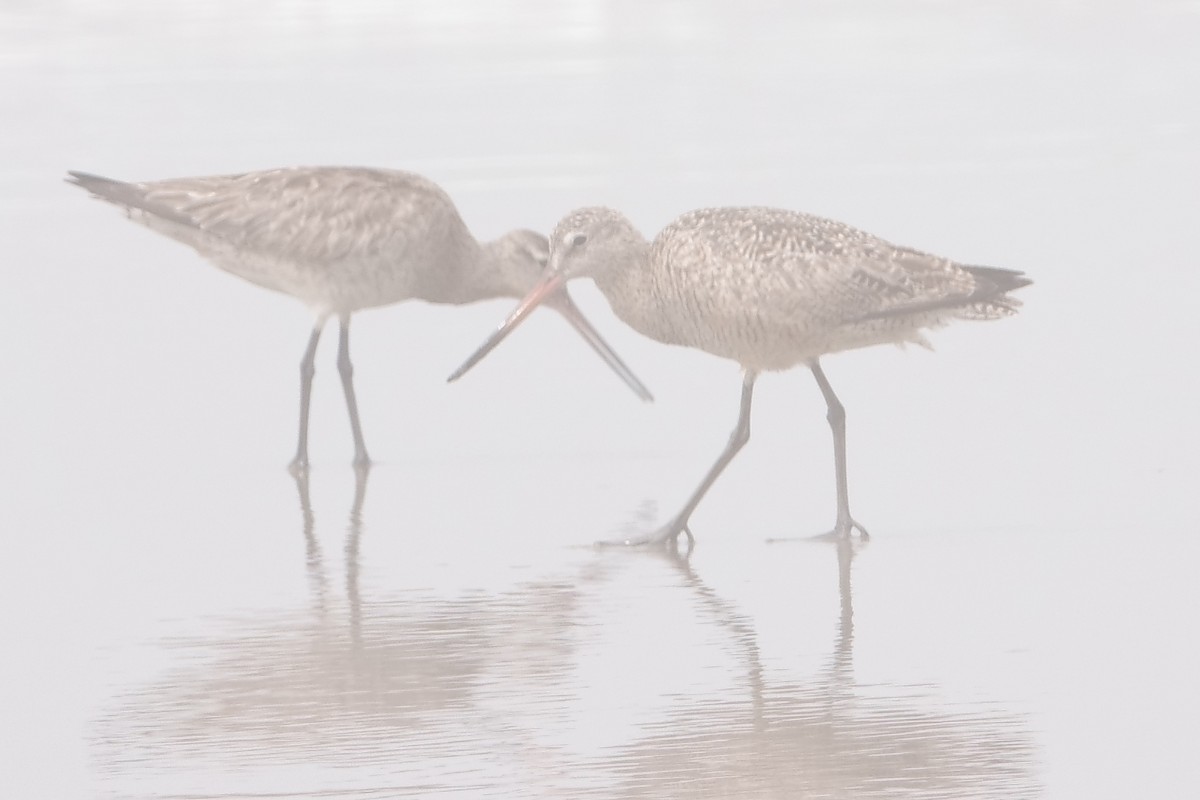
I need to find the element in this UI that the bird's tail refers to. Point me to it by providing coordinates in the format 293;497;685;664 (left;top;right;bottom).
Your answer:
962;264;1033;295
66;170;196;228
66;170;137;204
851;263;1031;323
955;264;1032;319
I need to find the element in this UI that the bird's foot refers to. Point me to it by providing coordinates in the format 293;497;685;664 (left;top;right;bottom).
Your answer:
767;518;870;544
815;517;870;542
596;516;696;554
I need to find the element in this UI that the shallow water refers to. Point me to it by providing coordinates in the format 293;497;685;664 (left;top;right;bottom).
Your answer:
3;1;1200;797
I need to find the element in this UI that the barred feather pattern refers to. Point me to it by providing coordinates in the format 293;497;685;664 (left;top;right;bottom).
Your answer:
551;206;1029;371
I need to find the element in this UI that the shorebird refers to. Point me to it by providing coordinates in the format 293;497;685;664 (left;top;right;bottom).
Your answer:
67;167;652;473
449;206;1030;544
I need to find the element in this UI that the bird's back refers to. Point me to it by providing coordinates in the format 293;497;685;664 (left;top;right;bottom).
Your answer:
600;206;1028;370
69;166;480;314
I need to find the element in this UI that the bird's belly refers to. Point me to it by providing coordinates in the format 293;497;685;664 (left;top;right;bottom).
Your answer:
623;307;935;371
207;251;418;315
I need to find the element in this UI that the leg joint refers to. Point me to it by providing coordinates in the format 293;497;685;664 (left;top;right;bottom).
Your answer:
825;399;845;426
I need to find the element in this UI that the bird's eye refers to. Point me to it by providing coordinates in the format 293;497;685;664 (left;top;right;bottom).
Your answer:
570;233;587;247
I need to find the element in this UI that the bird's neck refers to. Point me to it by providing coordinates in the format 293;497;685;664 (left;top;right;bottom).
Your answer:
589;234;669;342
592;235;652;305
418;238;509;305
467;239;525;302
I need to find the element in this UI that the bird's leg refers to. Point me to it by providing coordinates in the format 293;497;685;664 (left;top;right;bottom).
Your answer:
289;319;327;475
336;314;371;468
810;360;869;540
601;371;758;548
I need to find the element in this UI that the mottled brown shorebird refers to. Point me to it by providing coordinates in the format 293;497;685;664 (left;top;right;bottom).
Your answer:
67;168;652;473
450;206;1030;544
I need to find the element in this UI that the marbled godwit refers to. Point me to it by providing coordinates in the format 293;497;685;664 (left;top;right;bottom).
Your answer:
450;206;1029;544
67;168;652;472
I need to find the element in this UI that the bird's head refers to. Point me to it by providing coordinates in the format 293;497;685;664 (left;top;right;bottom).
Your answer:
448;208;651;401
490;228;551;298
545;207;643;283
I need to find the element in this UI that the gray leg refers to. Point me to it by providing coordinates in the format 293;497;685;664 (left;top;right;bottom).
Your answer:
336;314;371;468
289;318;327;475
607;370;758;547
810;359;869;540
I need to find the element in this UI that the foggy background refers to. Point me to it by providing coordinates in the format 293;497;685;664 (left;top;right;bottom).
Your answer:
2;1;1198;797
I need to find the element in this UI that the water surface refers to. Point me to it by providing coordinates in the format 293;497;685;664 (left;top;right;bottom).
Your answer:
2;1;1199;797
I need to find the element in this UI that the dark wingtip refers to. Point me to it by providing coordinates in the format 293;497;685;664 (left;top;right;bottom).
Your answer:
65;170;121;193
963;264;1033;294
850;263;1031;323
66;170;205;231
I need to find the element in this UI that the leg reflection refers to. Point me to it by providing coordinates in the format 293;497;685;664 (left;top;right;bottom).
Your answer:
346;464;370;648
292;465;371;625
293;468;328;615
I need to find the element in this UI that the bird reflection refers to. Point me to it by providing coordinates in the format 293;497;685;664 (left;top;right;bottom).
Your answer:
832;533;858;680
293;464;370;645
90;505;1036;798
344;466;368;642
622;534;1036;798
292;467;326;614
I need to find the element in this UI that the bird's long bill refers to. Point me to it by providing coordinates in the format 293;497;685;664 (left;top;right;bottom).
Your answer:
546;290;654;402
447;274;654;402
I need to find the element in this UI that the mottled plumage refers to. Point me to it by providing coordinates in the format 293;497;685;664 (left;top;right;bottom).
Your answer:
451;205;1030;544
567;207;1025;371
67;167;651;472
69;167;541;312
